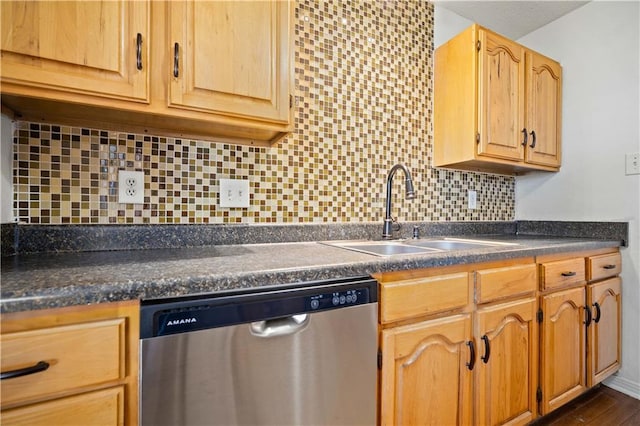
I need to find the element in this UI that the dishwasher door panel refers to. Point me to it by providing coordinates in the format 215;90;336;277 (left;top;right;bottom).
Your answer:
140;303;377;426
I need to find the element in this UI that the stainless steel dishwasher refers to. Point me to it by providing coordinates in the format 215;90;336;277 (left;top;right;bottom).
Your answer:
140;276;378;426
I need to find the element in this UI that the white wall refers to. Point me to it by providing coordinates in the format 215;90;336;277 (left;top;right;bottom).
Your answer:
517;1;640;398
1;113;14;223
434;5;473;48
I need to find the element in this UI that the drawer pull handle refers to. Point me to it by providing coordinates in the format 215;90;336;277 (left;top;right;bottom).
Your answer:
173;42;180;78
529;130;537;149
561;271;577;277
603;264;617;270
481;335;491;364
584;305;593;326
521;128;528;146
136;33;143;70
1;361;50;380
593;302;602;323
466;341;476;371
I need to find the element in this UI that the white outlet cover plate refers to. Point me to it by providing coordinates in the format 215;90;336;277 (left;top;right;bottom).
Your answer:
118;170;145;204
219;179;250;208
625;153;640;175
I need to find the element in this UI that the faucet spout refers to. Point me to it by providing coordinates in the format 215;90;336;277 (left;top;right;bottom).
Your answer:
382;164;416;239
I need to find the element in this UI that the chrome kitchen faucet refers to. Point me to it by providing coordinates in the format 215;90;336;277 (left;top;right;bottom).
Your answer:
382;163;416;239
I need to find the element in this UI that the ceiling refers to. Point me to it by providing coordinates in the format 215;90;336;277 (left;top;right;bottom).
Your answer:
434;1;590;39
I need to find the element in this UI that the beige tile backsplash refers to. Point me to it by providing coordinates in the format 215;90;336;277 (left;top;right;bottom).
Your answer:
12;0;514;225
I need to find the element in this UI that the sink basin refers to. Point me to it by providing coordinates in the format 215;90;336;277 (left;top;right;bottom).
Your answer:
322;238;518;257
322;241;439;256
408;239;513;250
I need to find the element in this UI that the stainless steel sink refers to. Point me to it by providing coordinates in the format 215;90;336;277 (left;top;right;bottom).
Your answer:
408;239;514;250
322;240;440;256
322;238;518;257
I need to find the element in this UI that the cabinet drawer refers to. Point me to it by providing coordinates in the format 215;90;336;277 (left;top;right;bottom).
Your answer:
476;264;537;303
540;258;585;290
1;319;125;406
0;386;124;426
587;252;621;282
380;272;470;324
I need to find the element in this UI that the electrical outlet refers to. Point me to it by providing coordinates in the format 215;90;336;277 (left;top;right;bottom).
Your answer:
468;190;477;209
219;178;250;208
625;153;640;175
118;170;145;204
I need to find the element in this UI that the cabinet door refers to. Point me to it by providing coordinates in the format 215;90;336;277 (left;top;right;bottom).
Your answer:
380;314;473;426
168;0;292;123
1;0;148;102
587;278;622;386
540;287;587;415
0;386;124;426
477;29;526;162
525;51;562;167
476;298;538;426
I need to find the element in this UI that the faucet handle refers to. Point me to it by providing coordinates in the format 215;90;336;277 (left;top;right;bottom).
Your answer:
392;217;401;233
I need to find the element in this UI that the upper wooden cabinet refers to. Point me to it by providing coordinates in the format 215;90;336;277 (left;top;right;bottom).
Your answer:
1;1;149;103
168;1;291;123
1;0;294;145
434;24;562;175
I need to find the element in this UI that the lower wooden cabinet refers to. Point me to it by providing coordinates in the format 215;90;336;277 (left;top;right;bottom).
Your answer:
537;248;622;416
380;314;474;426
475;298;538;426
0;301;139;426
539;286;587;415
376;260;538;426
587;277;622;387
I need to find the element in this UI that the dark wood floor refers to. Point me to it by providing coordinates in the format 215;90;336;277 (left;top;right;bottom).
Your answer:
532;385;640;425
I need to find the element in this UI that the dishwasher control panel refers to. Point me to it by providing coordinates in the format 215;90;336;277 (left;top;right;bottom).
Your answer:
309;288;365;310
140;276;378;338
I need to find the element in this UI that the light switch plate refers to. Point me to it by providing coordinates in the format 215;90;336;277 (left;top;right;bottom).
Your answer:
118;170;145;204
625;153;640;175
468;190;477;209
219;179;250;208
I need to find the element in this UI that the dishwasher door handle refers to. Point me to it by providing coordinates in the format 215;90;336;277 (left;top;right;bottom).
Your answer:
250;314;309;338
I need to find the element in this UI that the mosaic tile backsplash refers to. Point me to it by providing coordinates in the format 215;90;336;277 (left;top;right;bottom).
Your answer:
10;0;515;225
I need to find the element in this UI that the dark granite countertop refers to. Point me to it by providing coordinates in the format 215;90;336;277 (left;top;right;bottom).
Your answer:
0;234;622;313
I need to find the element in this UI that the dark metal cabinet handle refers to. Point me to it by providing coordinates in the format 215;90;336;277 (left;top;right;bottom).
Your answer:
603;264;617;270
1;361;50;380
584;305;592;326
561;271;577;277
529;130;537;148
173;43;180;78
136;33;143;70
481;335;491;363
521;128;528;146
466;341;476;371
593;302;602;323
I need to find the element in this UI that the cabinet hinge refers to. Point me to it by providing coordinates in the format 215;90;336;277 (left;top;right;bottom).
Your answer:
476;133;480;144
476;40;481;51
289;94;294;108
536;387;542;403
537;309;543;323
377;348;383;370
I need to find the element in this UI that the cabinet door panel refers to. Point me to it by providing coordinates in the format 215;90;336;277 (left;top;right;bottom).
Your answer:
540;287;587;415
1;0;149;102
477;30;526;161
526;51;562;167
476;298;537;426
587;278;621;386
380;314;473;426
0;386;124;426
169;0;291;123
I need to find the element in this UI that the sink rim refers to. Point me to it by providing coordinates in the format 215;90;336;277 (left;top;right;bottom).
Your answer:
320;237;519;257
